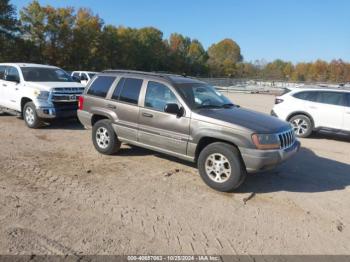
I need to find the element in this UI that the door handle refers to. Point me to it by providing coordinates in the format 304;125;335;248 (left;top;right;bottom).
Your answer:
142;112;153;118
309;106;317;109
2;84;7;87
106;104;116;109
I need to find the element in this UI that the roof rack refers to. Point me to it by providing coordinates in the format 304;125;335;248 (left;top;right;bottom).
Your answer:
102;69;182;79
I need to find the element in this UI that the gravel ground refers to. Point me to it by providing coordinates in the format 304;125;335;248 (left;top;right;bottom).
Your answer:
0;93;349;255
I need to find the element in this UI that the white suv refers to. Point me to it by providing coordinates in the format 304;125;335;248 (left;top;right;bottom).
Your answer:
0;63;84;128
271;87;350;137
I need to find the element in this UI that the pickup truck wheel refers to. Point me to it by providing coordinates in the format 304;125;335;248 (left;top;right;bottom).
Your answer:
92;119;121;155
198;142;246;192
289;115;313;138
23;102;42;128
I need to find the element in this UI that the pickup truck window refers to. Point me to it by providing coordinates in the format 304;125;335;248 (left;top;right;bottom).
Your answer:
145;81;179;112
21;67;73;82
5;67;20;82
0;66;6;80
87;76;116;98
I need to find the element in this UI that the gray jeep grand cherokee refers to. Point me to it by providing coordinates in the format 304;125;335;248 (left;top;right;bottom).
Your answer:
78;70;300;192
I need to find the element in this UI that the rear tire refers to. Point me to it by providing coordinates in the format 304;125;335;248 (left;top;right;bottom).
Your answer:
23;102;42;128
289;114;313;138
92;119;121;155
198;142;246;192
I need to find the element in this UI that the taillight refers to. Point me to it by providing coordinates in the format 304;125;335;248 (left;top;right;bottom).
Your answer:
275;98;284;104
78;96;84;110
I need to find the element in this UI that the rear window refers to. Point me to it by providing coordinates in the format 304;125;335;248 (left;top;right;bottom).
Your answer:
87;76;115;97
112;78;143;105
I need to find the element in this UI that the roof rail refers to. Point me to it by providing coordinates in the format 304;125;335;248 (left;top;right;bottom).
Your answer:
102;69;182;78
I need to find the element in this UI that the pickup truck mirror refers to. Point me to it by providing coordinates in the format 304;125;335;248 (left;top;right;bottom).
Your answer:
164;103;184;116
5;75;20;83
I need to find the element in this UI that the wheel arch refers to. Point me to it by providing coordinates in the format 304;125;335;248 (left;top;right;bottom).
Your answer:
287;111;315;127
21;97;33;114
194;136;244;166
91;114;112;126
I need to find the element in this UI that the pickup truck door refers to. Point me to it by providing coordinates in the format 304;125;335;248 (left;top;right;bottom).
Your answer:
1;66;21;111
138;81;190;155
343;93;350;132
0;66;7;107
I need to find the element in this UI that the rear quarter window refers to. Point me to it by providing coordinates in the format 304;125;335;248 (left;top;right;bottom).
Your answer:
87;76;115;98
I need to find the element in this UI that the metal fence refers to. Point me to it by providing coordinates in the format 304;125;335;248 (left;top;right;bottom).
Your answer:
195;78;350;95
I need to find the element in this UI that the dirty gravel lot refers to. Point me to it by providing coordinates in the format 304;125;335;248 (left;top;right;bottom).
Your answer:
0;93;349;255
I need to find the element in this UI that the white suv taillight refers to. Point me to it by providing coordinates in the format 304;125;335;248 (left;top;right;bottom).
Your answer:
78;96;84;110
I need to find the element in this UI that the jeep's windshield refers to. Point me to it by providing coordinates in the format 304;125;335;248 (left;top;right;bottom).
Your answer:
21;67;74;82
176;84;234;110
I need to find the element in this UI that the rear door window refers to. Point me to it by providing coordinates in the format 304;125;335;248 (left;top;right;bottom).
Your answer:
315;91;346;106
113;78;143;105
87;76;116;98
0;66;6;80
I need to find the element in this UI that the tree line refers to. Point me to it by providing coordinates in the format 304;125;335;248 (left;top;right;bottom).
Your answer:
1;0;350;83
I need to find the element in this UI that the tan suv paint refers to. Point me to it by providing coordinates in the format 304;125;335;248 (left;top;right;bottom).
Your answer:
78;70;300;192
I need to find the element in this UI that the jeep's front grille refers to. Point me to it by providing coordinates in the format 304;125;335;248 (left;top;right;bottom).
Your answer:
278;129;295;149
51;87;84;102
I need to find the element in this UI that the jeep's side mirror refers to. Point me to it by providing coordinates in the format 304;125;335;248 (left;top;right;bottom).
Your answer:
5;75;20;83
164;103;184;116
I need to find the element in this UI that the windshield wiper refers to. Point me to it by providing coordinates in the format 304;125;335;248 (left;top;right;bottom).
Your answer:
221;103;235;108
196;105;222;109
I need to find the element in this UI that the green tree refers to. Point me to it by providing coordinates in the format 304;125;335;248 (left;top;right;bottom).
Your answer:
136;27;167;71
207;38;242;76
187;39;208;75
20;0;47;61
71;8;103;70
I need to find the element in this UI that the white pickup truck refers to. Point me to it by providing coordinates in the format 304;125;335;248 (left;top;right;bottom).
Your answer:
0;63;85;128
71;71;98;86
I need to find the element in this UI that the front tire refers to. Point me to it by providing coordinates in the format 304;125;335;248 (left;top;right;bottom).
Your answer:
23;102;42;128
92;119;121;155
198;142;246;192
289;115;313;138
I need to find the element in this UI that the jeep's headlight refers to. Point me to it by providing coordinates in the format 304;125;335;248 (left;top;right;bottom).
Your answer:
33;89;50;100
252;133;280;150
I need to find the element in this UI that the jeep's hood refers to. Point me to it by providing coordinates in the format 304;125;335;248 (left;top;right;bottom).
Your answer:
194;107;290;133
23;81;84;91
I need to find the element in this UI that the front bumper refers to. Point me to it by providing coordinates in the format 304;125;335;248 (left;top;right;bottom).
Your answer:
36;102;78;119
240;140;300;172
